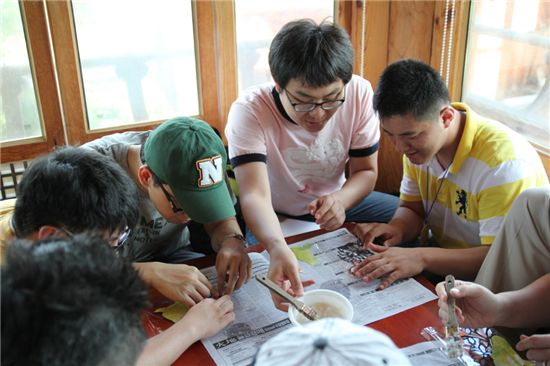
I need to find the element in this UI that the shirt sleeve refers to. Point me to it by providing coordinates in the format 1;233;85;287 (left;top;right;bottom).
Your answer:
349;77;381;155
476;170;542;244
81;135;128;163
399;155;422;202
225;100;268;168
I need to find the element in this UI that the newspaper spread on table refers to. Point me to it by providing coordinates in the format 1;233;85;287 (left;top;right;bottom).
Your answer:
200;228;438;366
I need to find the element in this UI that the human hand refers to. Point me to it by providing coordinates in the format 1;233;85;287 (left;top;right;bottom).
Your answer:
349;222;403;247
307;194;345;231
135;262;215;307
183;295;235;340
435;280;499;328
267;246;311;311
350;243;423;290
216;238;252;295
516;334;550;363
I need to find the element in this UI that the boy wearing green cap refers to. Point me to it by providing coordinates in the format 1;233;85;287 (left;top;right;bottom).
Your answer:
84;117;251;307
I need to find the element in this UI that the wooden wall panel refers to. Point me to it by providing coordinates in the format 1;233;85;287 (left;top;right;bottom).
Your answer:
372;1;436;194
194;1;220;128
387;1;435;63
212;1;238;140
363;1;390;86
336;0;353;39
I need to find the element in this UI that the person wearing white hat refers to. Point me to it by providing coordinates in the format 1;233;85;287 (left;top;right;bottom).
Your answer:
253;318;411;366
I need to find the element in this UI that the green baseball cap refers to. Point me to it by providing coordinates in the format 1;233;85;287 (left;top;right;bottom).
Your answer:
143;117;235;224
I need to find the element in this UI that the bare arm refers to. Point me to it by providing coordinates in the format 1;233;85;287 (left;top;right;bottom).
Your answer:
133;262;214;306
136;296;234;366
351;200;424;246
234;162;286;252
420;245;490;280
205;217;244;252
437;277;550;362
352;244;489;290
332;153;378;209
234;161;302;310
388;200;425;244
495;274;550;328
204;217;252;295
308;153;378;231
437;274;550;328
137;320;198;366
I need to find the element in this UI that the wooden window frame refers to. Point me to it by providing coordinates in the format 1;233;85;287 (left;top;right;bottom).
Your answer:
3;0;344;160
1;1;65;162
46;0;237;145
9;0;541;180
1;0;238;162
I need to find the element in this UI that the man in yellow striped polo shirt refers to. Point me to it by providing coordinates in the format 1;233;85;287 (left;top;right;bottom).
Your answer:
350;59;548;290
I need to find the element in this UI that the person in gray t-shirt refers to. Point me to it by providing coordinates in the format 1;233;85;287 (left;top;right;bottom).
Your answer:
83;117;251;306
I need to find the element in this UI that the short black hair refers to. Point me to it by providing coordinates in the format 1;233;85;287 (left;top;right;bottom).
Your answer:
139;143;167;187
1;235;149;366
373;59;450;121
13;146;139;237
269;19;354;89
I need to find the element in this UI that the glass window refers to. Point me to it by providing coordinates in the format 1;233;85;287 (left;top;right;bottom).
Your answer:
72;0;199;130
0;0;42;143
462;1;549;149
234;0;334;93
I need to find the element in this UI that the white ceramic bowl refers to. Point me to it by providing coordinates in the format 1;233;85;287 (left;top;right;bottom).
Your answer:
288;289;354;326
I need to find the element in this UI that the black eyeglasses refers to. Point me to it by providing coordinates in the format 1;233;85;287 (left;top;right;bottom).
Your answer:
58;226;131;252
158;181;184;214
284;88;346;112
149;169;184;214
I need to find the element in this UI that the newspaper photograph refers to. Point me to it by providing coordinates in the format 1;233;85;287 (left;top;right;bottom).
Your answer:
286;228;438;325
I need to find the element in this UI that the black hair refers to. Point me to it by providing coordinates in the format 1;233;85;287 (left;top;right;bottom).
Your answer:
373;59;450;121
268;19;354;89
139;143;165;187
12;146;139;237
1;235;149;366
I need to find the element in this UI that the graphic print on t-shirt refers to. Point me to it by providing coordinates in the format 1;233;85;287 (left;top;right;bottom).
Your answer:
282;136;345;189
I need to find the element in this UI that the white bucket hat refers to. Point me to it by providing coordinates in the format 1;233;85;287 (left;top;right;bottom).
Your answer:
254;318;411;366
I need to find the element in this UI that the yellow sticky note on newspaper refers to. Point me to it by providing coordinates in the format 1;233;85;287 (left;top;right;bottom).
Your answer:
291;243;319;265
154;302;188;323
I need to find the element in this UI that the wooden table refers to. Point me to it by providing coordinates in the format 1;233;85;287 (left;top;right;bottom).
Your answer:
142;229;442;366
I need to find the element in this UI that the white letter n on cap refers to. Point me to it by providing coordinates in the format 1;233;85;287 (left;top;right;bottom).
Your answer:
196;155;223;187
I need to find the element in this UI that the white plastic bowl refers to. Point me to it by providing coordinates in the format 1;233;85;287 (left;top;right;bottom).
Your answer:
288;289;354;326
